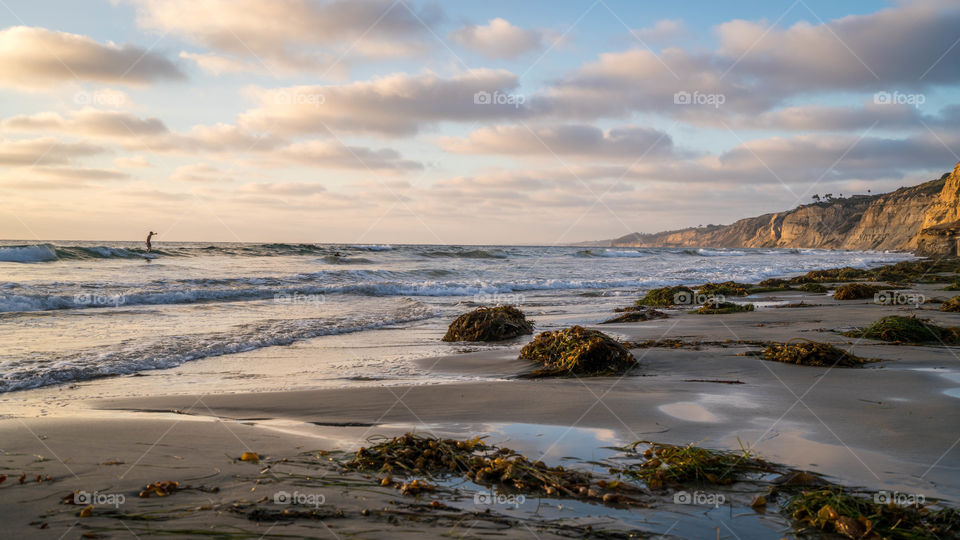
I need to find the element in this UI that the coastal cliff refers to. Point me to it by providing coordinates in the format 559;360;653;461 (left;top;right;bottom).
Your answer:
600;162;960;255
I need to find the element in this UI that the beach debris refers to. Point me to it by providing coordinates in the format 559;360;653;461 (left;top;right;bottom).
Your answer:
792;267;872;283
940;296;960;312
844;315;960;344
799;283;828;293
758;278;791;288
635;285;693;307
519;326;637;376
240;452;260;462
787;487;960;540
696;281;751;297
442;305;533;342
612;441;770;490
833;283;881;300
760;340;869;367
79;505;94;518
343;433;645;506
944;282;960;291
139;480;179;498
694;300;755;314
600;308;668;324
774;301;818;309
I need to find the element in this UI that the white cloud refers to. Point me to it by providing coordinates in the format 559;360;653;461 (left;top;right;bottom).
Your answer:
0;26;183;88
631;19;684;44
438;124;677;159
449;18;549;59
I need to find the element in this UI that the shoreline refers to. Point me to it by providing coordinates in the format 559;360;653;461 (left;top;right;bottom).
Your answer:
2;260;959;537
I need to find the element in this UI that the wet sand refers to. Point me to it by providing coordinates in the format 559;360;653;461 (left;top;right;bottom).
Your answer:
2;283;959;538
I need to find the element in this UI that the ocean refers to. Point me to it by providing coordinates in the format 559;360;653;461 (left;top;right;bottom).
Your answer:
0;241;915;394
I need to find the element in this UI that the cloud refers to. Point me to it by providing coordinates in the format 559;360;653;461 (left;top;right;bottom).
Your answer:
534;2;960;125
438;124;677;159
2;109;168;138
0;137;106;165
115;155;153;168
449;18;549;59
631;19;684;44
0;26;184;88
238;69;528;136
170;163;233;183
127;0;440;75
263;140;423;171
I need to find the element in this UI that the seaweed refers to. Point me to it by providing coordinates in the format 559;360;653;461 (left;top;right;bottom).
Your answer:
694;300;754;314
600;308;668;324
833;283;880;300
442;305;533;342
944;282;960;291
611;441;770;490
758;278;790;287
787;488;960;539
635;285;693;307
519;326;637;376
845;315;960;344
343;433;644;505
940;296;960;312
791;267;871;284
799;283;828;293
760;340;870;367
696;281;750;297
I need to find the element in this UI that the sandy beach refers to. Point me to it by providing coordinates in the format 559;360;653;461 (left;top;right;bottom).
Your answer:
3;277;959;538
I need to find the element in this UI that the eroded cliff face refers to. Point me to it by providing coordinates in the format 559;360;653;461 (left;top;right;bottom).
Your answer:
606;163;960;254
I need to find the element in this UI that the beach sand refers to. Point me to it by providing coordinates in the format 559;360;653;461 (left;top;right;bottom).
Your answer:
2;283;959;538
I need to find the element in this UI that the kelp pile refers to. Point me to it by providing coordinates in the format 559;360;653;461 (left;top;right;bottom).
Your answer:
760;340;870;367
845;315;960;344
696;281;750;297
519;326;637;376
940;296;960;312
635;285;693;307
601;307;669;324
343;433;644;505
694;300;755;314
788;258;960;285
442;305;533;342
611;441;771;490
944;282;960;291
787;488;960;540
833;283;881;300
792;267;872;283
799;283;828;293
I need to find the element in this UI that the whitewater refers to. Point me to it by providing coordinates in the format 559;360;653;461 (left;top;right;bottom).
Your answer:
0;240;914;393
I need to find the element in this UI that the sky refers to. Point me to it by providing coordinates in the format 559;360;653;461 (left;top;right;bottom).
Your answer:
1;0;959;245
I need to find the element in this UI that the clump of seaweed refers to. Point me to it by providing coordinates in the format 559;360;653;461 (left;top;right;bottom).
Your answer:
442;305;533;342
758;278;790;288
799;283;828;293
787;488;960;540
613;441;769;490
694;299;754;314
791;267;871;284
696;281;750;297
760;340;869;367
940;296;960;312
944;282;960;291
845;315;960;344
833;283;880;300
635;285;693;307
601;308;668;324
343;433;643;504
519;326;637;376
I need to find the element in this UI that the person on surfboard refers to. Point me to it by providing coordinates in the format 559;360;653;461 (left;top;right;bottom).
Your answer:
146;231;157;253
